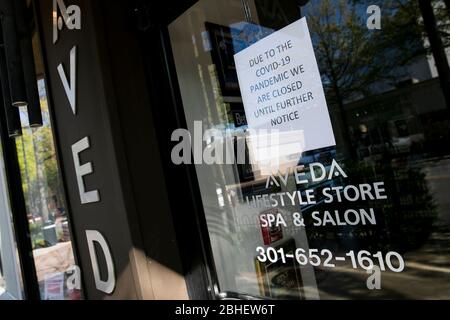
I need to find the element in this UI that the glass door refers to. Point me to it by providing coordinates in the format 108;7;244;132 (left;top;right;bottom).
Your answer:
166;0;450;299
1;0;82;300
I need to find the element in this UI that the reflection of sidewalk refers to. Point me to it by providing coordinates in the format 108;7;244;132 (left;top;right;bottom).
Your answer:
315;231;450;299
33;242;75;282
406;261;450;275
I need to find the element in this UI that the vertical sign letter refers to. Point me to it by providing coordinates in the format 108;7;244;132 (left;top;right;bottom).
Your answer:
86;230;116;294
57;46;77;115
71;136;100;204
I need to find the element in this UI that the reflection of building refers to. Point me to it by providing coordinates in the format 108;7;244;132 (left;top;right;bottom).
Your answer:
346;77;448;159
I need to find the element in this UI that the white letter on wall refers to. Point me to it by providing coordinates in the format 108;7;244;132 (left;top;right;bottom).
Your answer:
57;46;77;114
86;230;116;294
72;136;100;204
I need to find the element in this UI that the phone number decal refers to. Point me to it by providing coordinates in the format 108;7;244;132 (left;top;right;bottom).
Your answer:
256;247;405;272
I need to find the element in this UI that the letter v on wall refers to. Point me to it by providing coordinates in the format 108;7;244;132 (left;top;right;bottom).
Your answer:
57;45;77;115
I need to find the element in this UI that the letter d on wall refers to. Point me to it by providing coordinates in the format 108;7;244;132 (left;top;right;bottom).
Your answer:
86;230;116;294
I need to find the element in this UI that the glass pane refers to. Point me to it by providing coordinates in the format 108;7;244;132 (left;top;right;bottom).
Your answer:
0;271;3;296
169;0;450;299
0;139;23;299
0;271;3;295
0;157;6;295
13;29;82;300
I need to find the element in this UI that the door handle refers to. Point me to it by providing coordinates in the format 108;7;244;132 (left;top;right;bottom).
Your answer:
217;291;269;300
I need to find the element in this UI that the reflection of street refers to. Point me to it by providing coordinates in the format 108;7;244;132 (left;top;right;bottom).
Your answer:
33;241;80;300
422;156;450;224
313;157;450;299
316;229;450;299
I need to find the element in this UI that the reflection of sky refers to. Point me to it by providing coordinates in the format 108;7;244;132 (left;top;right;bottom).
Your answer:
230;22;274;54
228;0;389;54
301;0;387;20
300;0;396;49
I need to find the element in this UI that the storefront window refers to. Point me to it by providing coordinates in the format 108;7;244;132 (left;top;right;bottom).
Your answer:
13;29;82;300
169;0;450;299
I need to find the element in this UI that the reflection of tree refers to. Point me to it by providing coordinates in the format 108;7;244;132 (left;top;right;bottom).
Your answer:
302;158;438;254
15;100;63;220
418;0;450;108
351;160;437;253
310;1;394;103
307;0;428;155
356;0;450;107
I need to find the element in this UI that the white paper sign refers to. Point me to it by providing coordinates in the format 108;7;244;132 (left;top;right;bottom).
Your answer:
234;18;336;153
